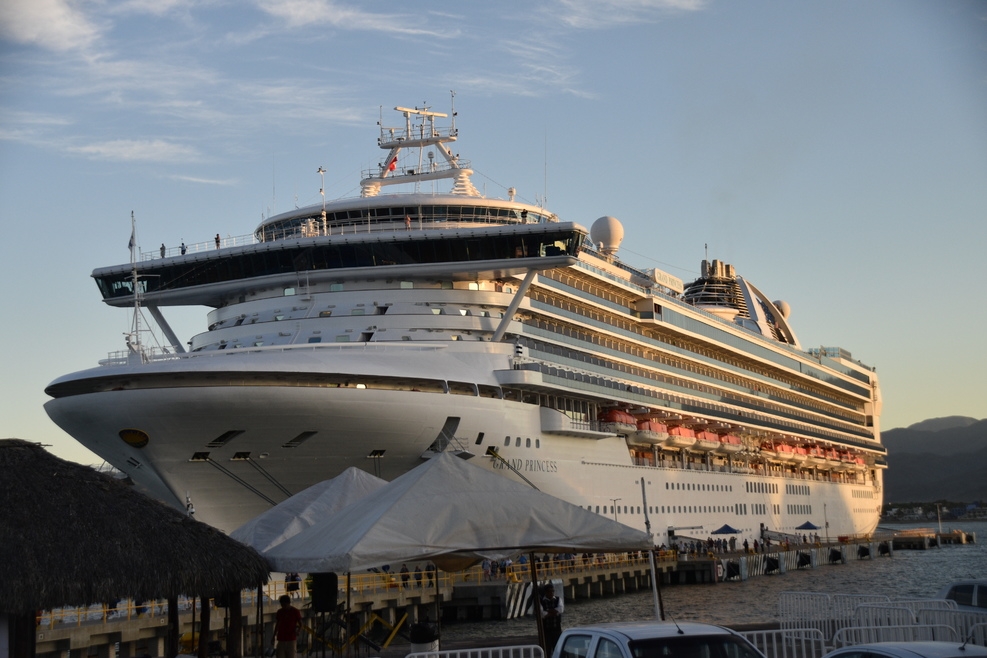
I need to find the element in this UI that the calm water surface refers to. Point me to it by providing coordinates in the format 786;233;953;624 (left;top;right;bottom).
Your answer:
441;521;986;642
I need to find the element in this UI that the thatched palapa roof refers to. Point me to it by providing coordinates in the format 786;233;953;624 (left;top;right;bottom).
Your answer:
0;439;269;614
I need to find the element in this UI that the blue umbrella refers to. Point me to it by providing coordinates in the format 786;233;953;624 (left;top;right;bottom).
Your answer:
795;521;820;530
711;524;740;534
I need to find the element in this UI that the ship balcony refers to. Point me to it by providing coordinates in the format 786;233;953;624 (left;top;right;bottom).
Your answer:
539;407;615;439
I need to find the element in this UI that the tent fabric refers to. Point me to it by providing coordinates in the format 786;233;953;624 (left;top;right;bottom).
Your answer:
795;521;821;530
710;524;741;534
230;467;387;552
263;452;652;573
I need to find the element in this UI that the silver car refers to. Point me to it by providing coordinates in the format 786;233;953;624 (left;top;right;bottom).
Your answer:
821;642;987;658
551;621;767;658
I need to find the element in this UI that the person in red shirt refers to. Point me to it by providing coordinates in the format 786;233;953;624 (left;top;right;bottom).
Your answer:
272;594;302;658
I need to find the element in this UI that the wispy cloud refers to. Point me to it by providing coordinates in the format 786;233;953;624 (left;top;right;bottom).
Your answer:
169;174;239;186
254;0;452;36
554;0;705;29
68;139;200;162
0;0;102;51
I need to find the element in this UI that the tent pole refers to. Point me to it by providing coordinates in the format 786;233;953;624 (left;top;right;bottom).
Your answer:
256;584;263;658
346;573;352;658
640;478;664;621
529;552;546;654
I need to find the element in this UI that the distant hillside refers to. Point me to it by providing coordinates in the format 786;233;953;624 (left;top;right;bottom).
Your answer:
882;418;987;457
882;418;987;503
906;416;979;432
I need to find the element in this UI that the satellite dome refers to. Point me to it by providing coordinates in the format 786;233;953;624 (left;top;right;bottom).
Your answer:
774;300;791;319
591;216;624;256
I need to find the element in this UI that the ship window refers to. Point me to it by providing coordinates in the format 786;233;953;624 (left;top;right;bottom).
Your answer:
431;308;442;315
400;281;413;289
474;433;484;445
515;437;521;447
308;337;322;343
469;282;479;290
351;308;365;315
275;314;285;321
284;431;317;448
254;341;264;347
330;283;344;292
336;335;350;342
505;436;511;446
284;287;295;296
526;438;531;448
536;439;540;448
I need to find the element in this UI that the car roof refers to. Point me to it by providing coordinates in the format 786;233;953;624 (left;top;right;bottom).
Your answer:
563;621;736;641
826;641;987;658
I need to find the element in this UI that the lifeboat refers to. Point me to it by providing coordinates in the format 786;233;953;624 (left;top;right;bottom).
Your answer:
775;443;796;461
634;420;669;445
666;425;697;449
805;445;827;466
760;441;780;461
716;434;743;454
598;409;636;435
791;445;808;462
694;430;721;452
853;456;867;469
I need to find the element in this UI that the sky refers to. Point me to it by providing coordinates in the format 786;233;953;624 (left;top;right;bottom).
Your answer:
1;0;986;466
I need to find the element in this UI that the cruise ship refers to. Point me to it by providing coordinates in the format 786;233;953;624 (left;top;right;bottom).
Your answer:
45;104;884;539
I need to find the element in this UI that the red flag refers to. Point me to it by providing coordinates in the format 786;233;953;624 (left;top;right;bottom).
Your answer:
387;156;397;172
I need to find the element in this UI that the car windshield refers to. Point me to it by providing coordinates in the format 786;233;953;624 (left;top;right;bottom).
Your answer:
627;635;763;658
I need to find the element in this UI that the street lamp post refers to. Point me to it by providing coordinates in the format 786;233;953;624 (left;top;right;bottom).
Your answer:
610;497;622;522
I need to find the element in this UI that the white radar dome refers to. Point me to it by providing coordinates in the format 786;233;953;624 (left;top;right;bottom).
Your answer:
774;300;791;319
591;216;624;256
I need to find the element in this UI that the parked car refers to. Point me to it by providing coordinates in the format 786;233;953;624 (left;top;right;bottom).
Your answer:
935;580;987;612
821;642;987;658
551;621;766;658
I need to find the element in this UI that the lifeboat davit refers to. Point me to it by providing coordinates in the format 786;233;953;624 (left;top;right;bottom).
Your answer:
634;420;669;445
666;425;697;449
694;430;721;452
717;434;743;454
598;409;636;435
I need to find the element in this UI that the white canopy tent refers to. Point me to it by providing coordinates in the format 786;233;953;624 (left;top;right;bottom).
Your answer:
230;467;387;552
262;452;652;573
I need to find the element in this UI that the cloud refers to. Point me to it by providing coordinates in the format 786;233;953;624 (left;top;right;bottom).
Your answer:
554;0;705;28
0;0;101;51
254;0;449;36
169;174;239;186
68;139;200;162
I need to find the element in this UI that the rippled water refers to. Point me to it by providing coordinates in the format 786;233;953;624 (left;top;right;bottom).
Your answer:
441;521;985;642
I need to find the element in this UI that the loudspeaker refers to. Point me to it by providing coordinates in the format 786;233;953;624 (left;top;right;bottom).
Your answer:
310;572;338;612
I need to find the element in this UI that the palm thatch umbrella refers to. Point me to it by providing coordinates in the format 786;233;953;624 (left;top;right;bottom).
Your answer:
0;439;270;658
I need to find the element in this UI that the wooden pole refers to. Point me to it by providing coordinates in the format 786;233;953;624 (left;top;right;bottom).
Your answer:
167;595;179;658
197;595;211;658
529;553;546;654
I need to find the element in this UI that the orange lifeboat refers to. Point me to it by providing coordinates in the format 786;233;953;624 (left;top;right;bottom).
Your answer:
805;445;826;465
791;445;808;462
694;430;721;452
666;425;697;449
598;409;636;435
716;434;743;454
776;443;796;461
634;419;669;445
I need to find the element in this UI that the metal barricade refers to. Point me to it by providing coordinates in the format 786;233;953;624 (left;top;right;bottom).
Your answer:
831;624;957;648
741;627;827;658
406;645;545;658
851;604;917;627
778;592;835;640
892;598;957;614
917;610;987;645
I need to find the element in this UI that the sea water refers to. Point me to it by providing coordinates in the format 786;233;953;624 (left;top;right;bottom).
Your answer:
440;520;986;642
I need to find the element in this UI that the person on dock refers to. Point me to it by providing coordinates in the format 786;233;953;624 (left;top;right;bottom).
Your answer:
414;565;423;588
273;594;302;658
540;583;564;655
400;564;410;588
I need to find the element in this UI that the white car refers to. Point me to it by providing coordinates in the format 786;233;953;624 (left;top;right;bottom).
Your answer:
551;621;766;658
821;642;987;658
935;580;987;612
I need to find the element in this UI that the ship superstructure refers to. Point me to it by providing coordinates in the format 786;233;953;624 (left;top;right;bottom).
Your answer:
45;104;884;538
